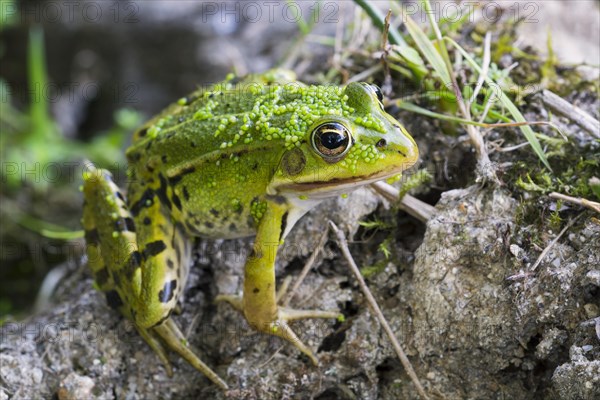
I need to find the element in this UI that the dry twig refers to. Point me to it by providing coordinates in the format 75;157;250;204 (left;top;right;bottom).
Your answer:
329;221;431;400
530;214;582;272
281;228;330;307
370;181;436;222
549;192;600;214
541;90;600;138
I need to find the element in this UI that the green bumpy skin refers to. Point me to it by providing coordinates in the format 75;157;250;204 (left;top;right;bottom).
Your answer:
82;69;418;389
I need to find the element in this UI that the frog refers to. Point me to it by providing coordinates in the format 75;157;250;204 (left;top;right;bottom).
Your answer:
81;69;418;389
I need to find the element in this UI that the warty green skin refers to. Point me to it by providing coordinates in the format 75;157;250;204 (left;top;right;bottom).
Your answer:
82;70;418;390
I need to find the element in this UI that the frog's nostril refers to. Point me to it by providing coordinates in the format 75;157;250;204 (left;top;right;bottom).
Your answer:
376;138;387;148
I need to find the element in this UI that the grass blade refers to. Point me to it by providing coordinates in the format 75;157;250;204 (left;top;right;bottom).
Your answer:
402;11;451;86
446;37;551;170
28;26;52;141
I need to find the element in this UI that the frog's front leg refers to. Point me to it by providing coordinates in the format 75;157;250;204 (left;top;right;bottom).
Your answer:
82;165;227;389
217;197;340;365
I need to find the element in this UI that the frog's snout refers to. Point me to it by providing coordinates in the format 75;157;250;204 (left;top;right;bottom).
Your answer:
384;124;419;168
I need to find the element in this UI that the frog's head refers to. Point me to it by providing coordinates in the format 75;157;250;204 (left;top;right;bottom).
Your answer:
271;82;418;200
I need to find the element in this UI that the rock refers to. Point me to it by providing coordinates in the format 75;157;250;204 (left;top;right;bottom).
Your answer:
57;372;97;400
552;346;600;400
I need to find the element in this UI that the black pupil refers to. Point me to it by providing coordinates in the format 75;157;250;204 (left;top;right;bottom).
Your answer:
320;128;346;149
373;85;383;102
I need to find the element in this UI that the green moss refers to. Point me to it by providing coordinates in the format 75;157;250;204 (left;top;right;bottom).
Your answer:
358;218;392;230
548;203;563;232
515;173;551;193
361;259;389;279
511;142;599;200
398;169;432;199
509;138;598;245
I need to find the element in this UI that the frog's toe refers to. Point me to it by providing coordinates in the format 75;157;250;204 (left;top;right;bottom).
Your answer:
214;294;243;312
152;318;229;390
136;325;173;376
255;308;341;366
263;318;321;365
278;307;341;364
278;307;341;322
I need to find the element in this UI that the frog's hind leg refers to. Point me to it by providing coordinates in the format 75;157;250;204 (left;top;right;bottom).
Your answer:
82;166;142;322
82;165;228;389
128;171;231;389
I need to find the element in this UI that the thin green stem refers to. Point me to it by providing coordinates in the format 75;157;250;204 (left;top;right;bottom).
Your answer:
353;0;406;46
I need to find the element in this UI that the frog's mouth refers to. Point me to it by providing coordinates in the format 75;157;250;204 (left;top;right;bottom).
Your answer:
275;167;404;199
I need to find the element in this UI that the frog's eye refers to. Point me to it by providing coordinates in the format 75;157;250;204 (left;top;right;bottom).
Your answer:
361;83;384;103
311;122;352;162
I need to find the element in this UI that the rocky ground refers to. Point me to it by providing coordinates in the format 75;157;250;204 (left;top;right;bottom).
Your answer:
1;175;598;399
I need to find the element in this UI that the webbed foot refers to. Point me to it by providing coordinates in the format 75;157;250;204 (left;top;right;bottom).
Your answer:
139;318;229;390
216;290;340;365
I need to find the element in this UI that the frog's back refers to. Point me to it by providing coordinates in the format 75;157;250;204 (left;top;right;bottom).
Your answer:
124;70;310;239
125;118;282;240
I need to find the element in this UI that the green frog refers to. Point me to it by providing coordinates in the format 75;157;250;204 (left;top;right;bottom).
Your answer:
82;70;418;389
